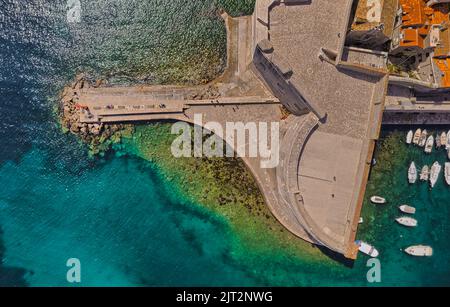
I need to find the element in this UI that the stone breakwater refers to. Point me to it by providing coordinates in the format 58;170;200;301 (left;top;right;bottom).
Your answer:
59;75;133;156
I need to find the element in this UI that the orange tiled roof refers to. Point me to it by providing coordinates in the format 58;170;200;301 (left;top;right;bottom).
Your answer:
434;58;450;87
397;0;450;87
400;28;426;48
400;0;428;26
399;1;450;48
431;3;450;24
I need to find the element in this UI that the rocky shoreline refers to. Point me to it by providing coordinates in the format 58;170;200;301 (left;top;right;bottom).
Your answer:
59;75;133;157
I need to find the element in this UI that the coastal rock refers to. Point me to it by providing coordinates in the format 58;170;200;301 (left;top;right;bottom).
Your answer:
70;123;80;133
59;76;133;157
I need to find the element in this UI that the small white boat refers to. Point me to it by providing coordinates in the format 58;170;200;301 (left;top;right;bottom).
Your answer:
436;134;441;148
420;165;429;181
370;196;386;204
418;129;427;147
396;216;418;227
447;130;450;149
441;131;447;148
448;149;450;160
399;205;416;214
406;130;413;144
356;240;379;257
408;162;417;184
430;161;442;188
405;245;433;257
445;163;450;186
425;135;434;153
359;217;364;224
413;129;421;145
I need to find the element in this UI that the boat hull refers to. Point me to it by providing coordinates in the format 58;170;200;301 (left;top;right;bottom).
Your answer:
399;205;416;214
356;240;379;258
408;162;417;184
396;217;418;227
413;129;421;145
406;131;413;144
430;162;442;188
405;246;433;257
370;196;386;204
445;163;450;186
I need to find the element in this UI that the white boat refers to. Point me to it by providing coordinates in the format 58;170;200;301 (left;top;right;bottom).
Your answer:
420;165;429;181
425;135;434;153
399;205;416;214
396;216;418;227
447;130;450;149
370;196;386;204
448;149;450;160
406;130;413;144
418;129;427;147
441;131;447;148
413;129;421;145
430;161;442;188
445;163;450;186
408;162;417;184
436;134;441;148
356;240;379;258
405;245;433;257
359;217;364;224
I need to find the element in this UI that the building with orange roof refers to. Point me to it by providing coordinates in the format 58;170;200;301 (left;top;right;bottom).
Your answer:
390;0;450;87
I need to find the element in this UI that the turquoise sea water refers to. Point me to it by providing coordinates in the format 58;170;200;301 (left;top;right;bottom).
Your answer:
0;151;258;286
1;0;449;286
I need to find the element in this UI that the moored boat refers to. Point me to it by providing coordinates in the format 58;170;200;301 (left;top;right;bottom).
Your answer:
396;216;418;227
399;205;416;214
448;149;450;160
420;165;429;181
404;245;433;257
370;196;386;204
413;129;421;145
447;129;450;149
441;131;447;148
445;163;450;186
425;135;434;153
356;240;379;257
430;161;441;188
406;130;413;144
419;129;427;147
408;162;417;184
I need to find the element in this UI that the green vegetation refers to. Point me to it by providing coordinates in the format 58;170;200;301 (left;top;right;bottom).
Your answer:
359;131;407;243
387;63;402;74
